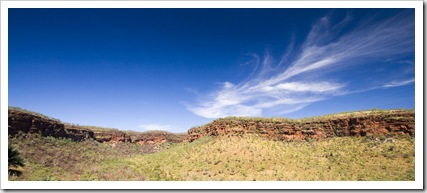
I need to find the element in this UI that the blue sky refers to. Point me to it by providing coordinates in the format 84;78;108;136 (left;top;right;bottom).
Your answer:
8;8;415;133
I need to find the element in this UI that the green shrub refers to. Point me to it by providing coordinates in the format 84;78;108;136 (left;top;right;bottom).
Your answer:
8;144;25;177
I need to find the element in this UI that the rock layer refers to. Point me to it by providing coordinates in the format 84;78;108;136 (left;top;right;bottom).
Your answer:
9;109;68;138
8;107;415;144
187;109;415;142
133;131;186;145
8;108;185;144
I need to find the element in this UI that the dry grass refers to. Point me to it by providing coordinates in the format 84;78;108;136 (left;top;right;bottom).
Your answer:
126;130;187;143
127;135;415;181
8;106;61;122
8;133;169;181
9;133;414;181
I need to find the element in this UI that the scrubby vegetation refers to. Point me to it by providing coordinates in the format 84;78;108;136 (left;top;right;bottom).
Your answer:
7;106;415;181
9;133;415;181
8;144;25;177
8;106;61;122
127;135;414;181
125;130;187;143
8;133;174;181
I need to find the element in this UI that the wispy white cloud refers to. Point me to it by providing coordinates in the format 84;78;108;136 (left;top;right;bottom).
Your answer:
270;81;344;93
382;79;415;88
138;124;173;131
186;10;414;119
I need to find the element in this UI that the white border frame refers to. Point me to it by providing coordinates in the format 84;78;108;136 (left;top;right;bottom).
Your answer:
1;0;423;190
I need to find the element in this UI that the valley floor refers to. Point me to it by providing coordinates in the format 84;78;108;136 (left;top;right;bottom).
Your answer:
9;134;415;181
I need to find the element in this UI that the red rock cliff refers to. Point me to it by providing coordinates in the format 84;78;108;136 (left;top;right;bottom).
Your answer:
187;109;415;142
8;107;184;144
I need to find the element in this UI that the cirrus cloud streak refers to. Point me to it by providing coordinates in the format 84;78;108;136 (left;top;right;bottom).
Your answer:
186;10;414;119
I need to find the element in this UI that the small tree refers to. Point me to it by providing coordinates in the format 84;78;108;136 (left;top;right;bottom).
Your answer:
8;144;25;177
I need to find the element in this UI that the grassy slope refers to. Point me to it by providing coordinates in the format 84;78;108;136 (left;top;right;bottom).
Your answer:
11;133;413;181
127;135;414;181
8;133;174;181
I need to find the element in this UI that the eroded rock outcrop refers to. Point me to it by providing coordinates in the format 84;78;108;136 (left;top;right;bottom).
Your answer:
8;107;184;144
9;109;67;138
188;109;415;142
9;107;415;144
8;109;107;142
63;125;95;141
133;131;187;145
92;130;132;143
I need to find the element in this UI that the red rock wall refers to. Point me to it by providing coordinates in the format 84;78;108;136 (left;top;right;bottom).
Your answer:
8;109;185;144
188;110;415;142
91;131;132;143
8;109;133;143
9;108;414;144
133;132;186;145
9;110;68;138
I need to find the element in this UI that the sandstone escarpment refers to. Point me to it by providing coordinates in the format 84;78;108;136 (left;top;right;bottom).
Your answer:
8;107;184;144
132;131;187;145
63;125;95;141
188;109;415;142
9;109;69;138
9;107;415;144
92;130;132;143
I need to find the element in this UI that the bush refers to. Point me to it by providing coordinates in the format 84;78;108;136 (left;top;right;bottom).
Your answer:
8;144;25;177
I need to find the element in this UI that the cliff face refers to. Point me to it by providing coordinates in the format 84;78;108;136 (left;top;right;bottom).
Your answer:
188;110;415;142
9;107;415;144
133;132;187;145
91;130;132;143
9;110;69;138
8;108;184;144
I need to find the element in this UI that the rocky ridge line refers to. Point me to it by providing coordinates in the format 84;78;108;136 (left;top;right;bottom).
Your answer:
8;107;415;144
187;109;415;142
8;108;186;144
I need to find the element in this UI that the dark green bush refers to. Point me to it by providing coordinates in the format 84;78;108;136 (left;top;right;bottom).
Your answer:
8;144;25;176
